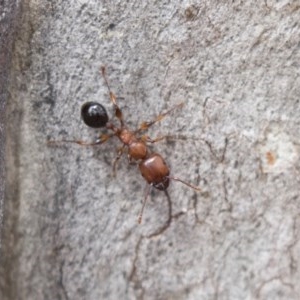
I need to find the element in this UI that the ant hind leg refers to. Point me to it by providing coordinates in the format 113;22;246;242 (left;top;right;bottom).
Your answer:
138;184;152;224
147;189;172;237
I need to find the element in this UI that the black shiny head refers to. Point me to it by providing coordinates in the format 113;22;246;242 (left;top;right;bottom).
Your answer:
81;102;109;128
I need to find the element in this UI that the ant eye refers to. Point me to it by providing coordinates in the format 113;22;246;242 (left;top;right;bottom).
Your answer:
81;102;109;128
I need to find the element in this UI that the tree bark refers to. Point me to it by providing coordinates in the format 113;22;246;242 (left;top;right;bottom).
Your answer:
1;1;300;299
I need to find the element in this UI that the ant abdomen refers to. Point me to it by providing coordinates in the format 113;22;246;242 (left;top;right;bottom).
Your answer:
139;153;170;191
81;102;109;128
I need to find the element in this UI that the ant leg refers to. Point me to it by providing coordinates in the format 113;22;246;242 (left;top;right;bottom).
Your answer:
167;176;201;191
101;66;124;126
147;189;172;238
140;135;167;144
138;184;152;224
47;133;113;146
112;144;126;177
141;134;195;144
136;102;184;133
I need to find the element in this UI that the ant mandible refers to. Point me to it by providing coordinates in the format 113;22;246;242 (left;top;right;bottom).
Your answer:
51;67;201;223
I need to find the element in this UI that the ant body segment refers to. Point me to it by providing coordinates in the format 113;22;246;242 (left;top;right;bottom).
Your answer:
50;67;200;223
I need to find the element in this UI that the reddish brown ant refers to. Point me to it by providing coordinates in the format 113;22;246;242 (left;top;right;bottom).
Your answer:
49;67;200;223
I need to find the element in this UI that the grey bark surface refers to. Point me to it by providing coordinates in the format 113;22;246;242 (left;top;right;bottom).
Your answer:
0;0;20;249
1;1;300;299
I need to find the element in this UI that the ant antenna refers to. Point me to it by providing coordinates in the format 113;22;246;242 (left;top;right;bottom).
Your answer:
101;66;113;94
167;176;201;191
101;66;124;125
138;184;152;224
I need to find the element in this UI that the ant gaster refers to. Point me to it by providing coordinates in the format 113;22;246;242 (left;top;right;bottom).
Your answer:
51;67;200;223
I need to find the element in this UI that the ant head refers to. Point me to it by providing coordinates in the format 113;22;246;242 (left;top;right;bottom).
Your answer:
81;102;109;128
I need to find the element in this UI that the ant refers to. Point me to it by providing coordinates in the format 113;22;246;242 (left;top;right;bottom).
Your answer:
49;67;200;223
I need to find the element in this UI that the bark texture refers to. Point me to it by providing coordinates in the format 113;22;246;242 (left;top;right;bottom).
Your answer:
1;1;300;299
0;1;20;248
